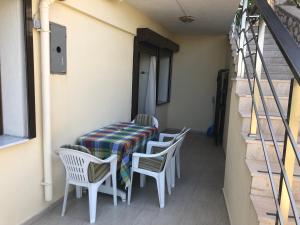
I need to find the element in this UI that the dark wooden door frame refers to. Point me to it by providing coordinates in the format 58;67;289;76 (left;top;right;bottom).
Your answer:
24;0;36;138
131;40;158;119
157;48;173;105
0;0;36;137
131;28;179;120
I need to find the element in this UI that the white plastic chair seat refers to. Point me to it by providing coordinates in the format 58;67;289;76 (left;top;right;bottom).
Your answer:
139;156;166;172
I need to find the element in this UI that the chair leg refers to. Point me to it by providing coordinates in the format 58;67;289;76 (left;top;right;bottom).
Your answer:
171;158;176;188
112;173;117;206
88;185;98;224
158;173;165;208
166;165;172;195
76;186;82;199
140;174;146;188
61;182;69;216
127;170;134;205
176;153;181;179
155;176;161;207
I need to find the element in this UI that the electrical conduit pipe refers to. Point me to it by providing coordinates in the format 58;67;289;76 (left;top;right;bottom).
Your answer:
39;0;56;202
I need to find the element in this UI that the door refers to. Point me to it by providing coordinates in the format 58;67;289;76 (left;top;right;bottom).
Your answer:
131;41;158;119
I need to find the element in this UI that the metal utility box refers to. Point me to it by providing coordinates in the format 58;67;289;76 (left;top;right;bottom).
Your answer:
50;22;67;74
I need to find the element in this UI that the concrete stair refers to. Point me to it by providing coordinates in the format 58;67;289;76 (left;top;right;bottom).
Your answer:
244;136;300;163
235;78;291;97
228;15;300;225
246;159;300;201
231;26;294;80
238;94;289;116
234;78;300;225
250;195;298;225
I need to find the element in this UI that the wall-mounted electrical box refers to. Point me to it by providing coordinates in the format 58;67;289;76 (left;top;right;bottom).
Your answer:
50;22;67;74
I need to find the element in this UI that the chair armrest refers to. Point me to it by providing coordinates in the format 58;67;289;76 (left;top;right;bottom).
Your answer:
146;140;172;154
133;150;168;159
159;133;178;142
89;154;117;165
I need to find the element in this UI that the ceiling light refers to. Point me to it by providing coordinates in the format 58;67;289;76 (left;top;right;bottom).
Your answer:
176;0;196;24
179;16;195;24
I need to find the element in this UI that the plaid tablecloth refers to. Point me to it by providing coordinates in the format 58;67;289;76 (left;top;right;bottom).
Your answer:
77;122;158;187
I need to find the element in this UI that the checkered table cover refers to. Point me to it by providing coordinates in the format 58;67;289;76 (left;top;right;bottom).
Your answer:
77;122;158;187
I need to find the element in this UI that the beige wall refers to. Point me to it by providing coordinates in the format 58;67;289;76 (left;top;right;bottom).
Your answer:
223;81;252;225
223;40;237;153
167;35;229;132
0;1;173;225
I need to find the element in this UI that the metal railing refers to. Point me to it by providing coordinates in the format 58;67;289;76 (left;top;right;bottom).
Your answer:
231;0;300;224
293;0;300;8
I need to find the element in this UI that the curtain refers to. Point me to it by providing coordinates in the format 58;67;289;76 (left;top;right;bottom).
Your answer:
145;56;157;116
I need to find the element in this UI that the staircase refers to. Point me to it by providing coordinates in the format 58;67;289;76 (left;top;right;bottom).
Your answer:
228;14;300;225
234;78;300;225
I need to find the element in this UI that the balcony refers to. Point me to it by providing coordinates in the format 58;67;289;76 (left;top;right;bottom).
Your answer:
28;134;230;225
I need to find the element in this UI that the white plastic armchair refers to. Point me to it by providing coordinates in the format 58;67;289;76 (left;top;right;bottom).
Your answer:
170;128;191;188
158;127;186;142
127;140;180;208
159;128;190;188
131;114;159;129
139;139;174;192
58;148;118;224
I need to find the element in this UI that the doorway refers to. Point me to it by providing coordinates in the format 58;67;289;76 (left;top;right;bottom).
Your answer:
138;53;157;115
131;28;179;120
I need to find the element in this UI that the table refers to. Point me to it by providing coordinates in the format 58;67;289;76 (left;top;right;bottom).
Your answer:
77;122;158;201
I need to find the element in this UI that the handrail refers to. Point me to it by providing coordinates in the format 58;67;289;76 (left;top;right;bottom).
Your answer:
240;43;285;224
247;22;300;166
231;0;300;224
255;0;300;83
242;28;300;224
294;0;300;8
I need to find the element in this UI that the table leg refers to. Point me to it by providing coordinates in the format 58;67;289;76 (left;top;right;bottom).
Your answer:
97;177;127;202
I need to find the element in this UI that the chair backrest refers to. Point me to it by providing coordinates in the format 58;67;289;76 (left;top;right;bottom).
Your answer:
162;136;184;172
175;128;190;141
134;114;159;128
58;149;93;184
174;128;190;156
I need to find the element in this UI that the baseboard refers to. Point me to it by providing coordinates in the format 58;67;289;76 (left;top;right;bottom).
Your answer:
223;188;233;225
21;190;75;225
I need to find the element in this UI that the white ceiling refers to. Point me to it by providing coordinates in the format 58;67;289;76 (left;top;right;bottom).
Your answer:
126;0;240;34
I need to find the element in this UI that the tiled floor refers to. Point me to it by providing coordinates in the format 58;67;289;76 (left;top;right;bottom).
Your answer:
30;134;230;225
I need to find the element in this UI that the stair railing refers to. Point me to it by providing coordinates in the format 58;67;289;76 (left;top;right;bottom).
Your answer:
232;0;300;224
293;0;300;8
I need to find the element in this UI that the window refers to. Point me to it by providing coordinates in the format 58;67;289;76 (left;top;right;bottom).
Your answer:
0;0;36;145
157;49;172;105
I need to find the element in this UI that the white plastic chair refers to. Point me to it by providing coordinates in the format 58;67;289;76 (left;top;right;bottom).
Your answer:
159;128;190;188
131;114;159;129
139;138;174;194
127;138;182;208
58;148;117;224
